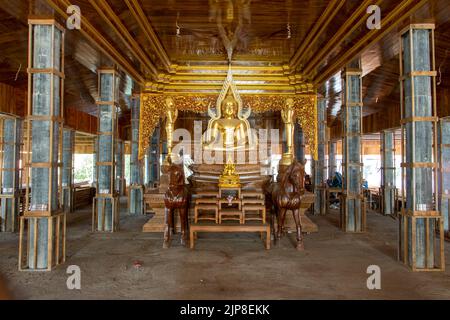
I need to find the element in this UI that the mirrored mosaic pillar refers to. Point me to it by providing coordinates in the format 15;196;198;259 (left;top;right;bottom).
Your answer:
381;130;396;215
314;98;327;215
340;59;366;233
60;127;74;213
399;24;444;271
115;139;125;196
146;126;161;187
92;136;97;187
19;20;66;271
439;117;450;239
328;140;337;180
129;96;143;215
294;123;305;162
0;115;22;232
93;69;119;232
145;147;150;187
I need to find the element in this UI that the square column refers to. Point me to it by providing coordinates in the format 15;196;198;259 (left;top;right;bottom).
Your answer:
328;140;337;179
129;96;143;215
340;60;366;233
93;69;119;232
0;115;22;232
60;127;74;213
19;20;66;271
314;98;327;215
380;130;397;215
294;123;305;162
146;126;161;187
92;136;97;187
439;117;450;238
399;24;444;271
115;139;125;196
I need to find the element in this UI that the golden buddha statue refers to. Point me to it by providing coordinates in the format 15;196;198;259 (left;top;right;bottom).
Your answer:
218;156;241;188
205;91;250;151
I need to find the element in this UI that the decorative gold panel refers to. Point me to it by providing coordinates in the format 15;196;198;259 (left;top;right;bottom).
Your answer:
139;93;318;160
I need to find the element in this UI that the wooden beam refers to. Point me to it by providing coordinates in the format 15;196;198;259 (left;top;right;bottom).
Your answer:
303;0;380;78
45;0;144;84
313;0;428;85
88;0;158;77
125;0;172;73
289;0;344;70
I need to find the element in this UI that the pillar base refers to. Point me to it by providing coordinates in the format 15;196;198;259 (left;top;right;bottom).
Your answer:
92;196;119;232
440;196;450;241
314;186;326;216
399;211;445;271
380;186;398;216
0;195;20;232
128;185;144;215
18;213;66;272
340;193;366;233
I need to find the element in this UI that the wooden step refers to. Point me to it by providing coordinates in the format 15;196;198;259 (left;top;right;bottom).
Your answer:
196;191;219;198
219;209;243;214
243;205;266;223
195;204;218;210
195;198;218;205
242;199;265;205
219;209;244;224
242;191;265;199
243;204;265;211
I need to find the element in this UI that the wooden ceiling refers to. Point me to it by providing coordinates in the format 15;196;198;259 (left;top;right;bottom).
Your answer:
0;0;448;127
320;0;450;126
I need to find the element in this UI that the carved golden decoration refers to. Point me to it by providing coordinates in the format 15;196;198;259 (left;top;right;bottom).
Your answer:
242;95;318;160
139;94;165;159
164;97;178;164
139;93;318;160
219;157;241;188
281;98;295;166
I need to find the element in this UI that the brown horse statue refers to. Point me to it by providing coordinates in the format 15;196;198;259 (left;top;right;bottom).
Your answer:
266;160;306;250
163;163;190;249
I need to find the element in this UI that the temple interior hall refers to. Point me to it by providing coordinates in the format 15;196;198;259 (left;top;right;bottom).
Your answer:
0;0;450;300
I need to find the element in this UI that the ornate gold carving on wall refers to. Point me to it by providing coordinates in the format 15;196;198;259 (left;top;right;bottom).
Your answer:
139;93;318;160
139;95;164;160
139;94;215;159
242;95;318;160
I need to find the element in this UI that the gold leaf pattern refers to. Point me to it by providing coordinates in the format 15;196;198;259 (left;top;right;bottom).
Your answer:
139;94;318;160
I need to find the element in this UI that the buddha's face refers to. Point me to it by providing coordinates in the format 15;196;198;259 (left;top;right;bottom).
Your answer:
222;98;236;118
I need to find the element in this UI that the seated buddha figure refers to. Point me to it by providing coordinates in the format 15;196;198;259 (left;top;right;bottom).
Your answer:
204;93;250;151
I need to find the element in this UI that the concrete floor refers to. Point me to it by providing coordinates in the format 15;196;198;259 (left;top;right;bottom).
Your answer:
1;202;450;300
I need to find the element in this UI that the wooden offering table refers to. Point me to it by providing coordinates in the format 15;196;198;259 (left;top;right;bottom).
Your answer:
190;221;271;250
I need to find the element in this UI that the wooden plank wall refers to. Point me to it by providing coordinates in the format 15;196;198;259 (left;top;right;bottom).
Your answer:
65;106;98;135
363;104;402;135
1;82;99;136
330;121;342;141
0;83;26;117
438;87;450;118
